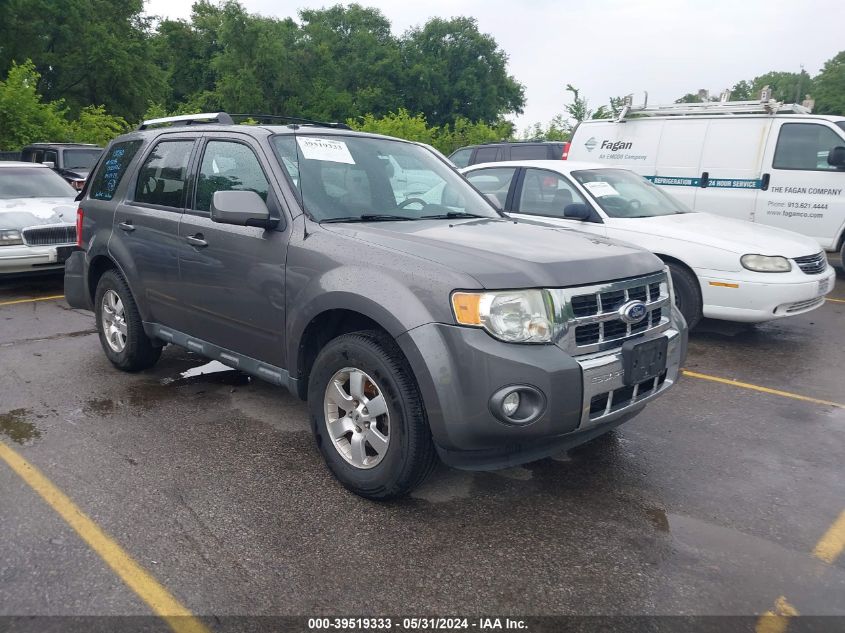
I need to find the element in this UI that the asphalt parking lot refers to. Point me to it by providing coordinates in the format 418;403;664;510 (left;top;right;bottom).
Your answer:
1;268;844;630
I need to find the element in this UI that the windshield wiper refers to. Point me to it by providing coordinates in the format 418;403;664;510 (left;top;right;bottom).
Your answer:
320;214;416;223
419;211;486;219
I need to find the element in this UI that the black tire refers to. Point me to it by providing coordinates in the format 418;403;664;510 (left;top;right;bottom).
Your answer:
94;270;162;372
308;330;437;499
839;241;845;276
667;262;702;330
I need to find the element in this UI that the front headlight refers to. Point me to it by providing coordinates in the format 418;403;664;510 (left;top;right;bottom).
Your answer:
452;289;554;343
741;254;791;273
0;229;23;246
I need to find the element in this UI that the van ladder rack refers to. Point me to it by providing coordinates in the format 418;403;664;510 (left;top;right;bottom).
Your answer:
614;89;812;121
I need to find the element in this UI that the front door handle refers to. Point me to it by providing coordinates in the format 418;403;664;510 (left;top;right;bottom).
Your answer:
760;173;771;191
118;220;135;232
185;234;208;248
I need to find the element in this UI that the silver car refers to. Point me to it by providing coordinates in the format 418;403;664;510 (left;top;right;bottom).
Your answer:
0;162;78;275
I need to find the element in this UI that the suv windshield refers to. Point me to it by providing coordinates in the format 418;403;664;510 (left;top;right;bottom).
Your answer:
63;148;102;171
0;167;77;199
572;169;691;218
271;134;500;222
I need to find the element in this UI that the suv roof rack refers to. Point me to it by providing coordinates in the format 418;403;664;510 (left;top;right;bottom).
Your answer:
614;88;813;122
137;112;234;130
229;113;351;129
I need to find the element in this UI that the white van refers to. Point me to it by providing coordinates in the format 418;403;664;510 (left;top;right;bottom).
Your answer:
567;98;845;263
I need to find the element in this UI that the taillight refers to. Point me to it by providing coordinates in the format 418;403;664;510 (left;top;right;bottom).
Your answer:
561;142;571;160
76;207;83;248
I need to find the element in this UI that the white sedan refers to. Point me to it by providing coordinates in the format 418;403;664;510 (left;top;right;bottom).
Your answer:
461;160;836;327
0;162;78;275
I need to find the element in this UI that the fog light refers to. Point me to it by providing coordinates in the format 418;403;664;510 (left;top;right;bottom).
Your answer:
502;391;521;416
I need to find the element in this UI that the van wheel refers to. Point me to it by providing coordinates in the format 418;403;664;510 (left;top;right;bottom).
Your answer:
667;263;702;329
308;330;437;500
94;270;162;372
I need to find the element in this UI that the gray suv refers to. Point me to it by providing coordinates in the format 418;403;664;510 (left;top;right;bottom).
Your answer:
65;112;687;499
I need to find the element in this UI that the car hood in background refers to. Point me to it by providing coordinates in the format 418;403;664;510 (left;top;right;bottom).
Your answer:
0;197;77;230
323;217;663;289
606;212;823;258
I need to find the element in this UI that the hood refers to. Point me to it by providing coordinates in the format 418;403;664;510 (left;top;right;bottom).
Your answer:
606;212;823;258
0;197;77;230
321;217;663;289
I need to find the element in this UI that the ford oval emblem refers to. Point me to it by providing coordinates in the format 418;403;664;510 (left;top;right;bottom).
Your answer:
619;300;647;324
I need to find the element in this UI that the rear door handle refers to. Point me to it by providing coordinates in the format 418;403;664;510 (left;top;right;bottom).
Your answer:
185;234;208;247
760;173;771;191
118;220;135;232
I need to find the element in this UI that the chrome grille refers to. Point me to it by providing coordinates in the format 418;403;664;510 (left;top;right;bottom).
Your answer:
793;252;827;275
551;271;671;356
22;225;76;246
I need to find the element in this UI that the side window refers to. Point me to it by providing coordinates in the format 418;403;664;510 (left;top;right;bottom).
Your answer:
195;141;270;212
510;144;548;160
473;146;500;164
773;123;845;171
518;169;588;218
465;167;517;208
43;150;58;165
134;140;194;208
90;140;143;201
449;148;473;168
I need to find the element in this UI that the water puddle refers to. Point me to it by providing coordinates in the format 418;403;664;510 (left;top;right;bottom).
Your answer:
0;408;41;444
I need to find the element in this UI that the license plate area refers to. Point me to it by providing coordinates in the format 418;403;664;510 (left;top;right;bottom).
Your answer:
622;337;668;386
818;277;831;297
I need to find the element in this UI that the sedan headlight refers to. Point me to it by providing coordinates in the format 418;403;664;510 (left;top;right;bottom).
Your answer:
452;289;554;343
740;254;791;273
0;229;23;246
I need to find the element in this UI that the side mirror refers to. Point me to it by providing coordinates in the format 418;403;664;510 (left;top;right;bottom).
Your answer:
42;161;55;169
211;190;276;228
828;146;845;168
563;203;592;221
485;193;503;209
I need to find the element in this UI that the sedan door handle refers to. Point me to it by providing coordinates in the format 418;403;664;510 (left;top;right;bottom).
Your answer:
118;220;135;232
185;234;208;248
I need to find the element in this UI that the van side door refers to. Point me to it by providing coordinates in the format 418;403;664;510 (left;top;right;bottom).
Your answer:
756;120;845;250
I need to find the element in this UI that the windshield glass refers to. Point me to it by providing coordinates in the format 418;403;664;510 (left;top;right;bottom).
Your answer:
271;134;500;222
572;169;691;218
837;121;845;135
63;148;102;171
0;167;77;199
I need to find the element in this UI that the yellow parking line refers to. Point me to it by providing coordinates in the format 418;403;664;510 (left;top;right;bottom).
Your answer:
0;294;65;306
813;509;845;564
682;370;845;409
826;297;845;304
756;596;799;633
0;441;210;633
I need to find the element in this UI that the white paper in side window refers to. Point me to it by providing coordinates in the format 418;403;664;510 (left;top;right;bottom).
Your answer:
583;181;620;197
296;136;356;164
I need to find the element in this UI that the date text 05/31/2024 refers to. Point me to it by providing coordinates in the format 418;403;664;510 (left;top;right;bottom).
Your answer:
307;617;528;630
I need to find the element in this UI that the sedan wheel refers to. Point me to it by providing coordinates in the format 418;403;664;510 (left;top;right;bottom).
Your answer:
101;289;128;353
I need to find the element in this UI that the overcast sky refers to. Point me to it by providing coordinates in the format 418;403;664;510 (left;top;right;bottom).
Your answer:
144;0;840;130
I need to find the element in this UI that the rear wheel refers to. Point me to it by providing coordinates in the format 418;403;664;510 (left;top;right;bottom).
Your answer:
308;330;436;499
667;262;702;329
94;270;162;372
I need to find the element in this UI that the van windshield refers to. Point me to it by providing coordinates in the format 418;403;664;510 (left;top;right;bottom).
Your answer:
572;168;691;218
271;134;501;222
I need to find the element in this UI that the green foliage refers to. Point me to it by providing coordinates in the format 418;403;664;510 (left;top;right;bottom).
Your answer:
522;115;570;142
0;61;68;150
812;52;845;115
565;84;591;122
751;70;813;103
65;106;129;146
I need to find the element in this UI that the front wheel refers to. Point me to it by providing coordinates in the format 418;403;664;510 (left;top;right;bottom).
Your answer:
308;330;436;499
667;262;702;330
94;270;162;372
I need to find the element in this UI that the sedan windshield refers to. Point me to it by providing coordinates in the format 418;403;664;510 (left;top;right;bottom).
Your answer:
271;134;501;222
0;167;77;199
63;148;102;171
572;169;691;218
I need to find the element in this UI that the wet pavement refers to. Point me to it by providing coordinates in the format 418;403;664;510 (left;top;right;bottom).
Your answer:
0;270;844;621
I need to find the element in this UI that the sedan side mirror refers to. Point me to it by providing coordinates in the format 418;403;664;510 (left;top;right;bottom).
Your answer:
828;146;845;168
211;190;277;228
563;203;592;221
42;161;55;169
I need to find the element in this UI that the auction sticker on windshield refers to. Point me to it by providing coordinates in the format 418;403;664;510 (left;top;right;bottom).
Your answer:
583;181;620;197
296;137;355;164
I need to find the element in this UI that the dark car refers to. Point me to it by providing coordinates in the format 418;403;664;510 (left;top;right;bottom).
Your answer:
20;143;103;191
448;141;567;168
64;112;685;499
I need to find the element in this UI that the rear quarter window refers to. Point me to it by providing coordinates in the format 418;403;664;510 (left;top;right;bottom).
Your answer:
90;140;143;201
509;144;551;160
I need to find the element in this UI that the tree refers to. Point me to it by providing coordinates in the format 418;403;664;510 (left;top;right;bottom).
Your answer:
399;17;525;126
751;70;813;103
0;61;67;150
813;51;845;115
730;80;754;101
564;84;592;122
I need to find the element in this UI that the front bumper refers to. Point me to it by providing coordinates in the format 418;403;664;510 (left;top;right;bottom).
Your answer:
699;266;836;322
397;320;685;470
0;244;69;275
